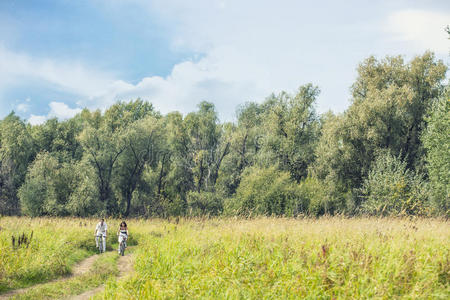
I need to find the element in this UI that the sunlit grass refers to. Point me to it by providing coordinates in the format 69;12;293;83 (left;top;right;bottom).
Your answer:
0;217;132;293
11;251;119;300
102;217;449;299
1;217;449;299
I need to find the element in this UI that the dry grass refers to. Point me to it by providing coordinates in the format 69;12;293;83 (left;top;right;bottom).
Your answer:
1;217;449;299
101;217;449;299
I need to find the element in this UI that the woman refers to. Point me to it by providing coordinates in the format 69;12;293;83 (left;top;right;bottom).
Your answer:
117;221;128;254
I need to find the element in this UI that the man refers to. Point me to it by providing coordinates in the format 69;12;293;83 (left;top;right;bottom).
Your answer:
94;218;107;253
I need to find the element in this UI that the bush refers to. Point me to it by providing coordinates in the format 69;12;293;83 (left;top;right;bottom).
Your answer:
298;177;326;216
226;166;301;216
359;152;429;216
296;176;350;216
187;191;223;216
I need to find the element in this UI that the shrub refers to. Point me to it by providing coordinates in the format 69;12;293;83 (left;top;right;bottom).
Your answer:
359;152;429;216
187;191;223;216
227;166;301;216
298;177;326;216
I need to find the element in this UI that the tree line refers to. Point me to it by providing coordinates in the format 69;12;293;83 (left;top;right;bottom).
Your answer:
0;52;448;217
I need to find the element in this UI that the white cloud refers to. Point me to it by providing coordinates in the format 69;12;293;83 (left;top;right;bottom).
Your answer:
3;0;359;121
0;45;114;96
386;9;450;54
78;0;361;119
26;101;82;125
48;102;82;119
80;51;270;120
16;103;29;113
28;114;47;125
6;1;447;122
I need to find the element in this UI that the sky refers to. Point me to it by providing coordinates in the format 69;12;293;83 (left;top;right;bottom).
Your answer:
0;0;449;124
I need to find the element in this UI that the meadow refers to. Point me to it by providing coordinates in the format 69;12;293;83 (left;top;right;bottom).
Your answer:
0;217;449;299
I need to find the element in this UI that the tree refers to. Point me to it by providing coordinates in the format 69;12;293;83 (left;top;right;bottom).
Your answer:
314;52;447;212
31;117;84;161
103;99;157;132
18;152;75;216
217;102;265;196
260;84;321;182
0;113;35;215
66;160;101;216
184;102;229;192
78;125;125;215
113;116;164;216
422;88;449;215
350;52;446;171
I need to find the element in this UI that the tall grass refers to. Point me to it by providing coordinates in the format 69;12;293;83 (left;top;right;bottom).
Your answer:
0;217;127;293
12;251;120;300
1;217;448;299
101;217;449;299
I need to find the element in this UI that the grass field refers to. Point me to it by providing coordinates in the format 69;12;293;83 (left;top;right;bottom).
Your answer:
1;217;449;299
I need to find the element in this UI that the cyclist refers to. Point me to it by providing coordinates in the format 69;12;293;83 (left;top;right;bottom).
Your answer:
117;221;128;254
94;218;107;253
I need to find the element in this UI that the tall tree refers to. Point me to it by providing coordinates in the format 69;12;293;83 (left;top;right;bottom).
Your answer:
313;52;447;213
19;152;75;216
114;116;164;216
261;84;321;182
422;88;449;214
78;124;125;215
184;102;229;192
217;102;264;196
0;113;35;215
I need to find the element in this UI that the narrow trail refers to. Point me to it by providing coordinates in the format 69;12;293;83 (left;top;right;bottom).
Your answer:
0;253;99;300
67;252;134;300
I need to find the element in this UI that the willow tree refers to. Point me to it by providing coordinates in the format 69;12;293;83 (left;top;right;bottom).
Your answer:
314;52;447;212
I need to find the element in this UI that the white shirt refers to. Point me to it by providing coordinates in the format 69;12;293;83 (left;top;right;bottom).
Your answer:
96;222;108;235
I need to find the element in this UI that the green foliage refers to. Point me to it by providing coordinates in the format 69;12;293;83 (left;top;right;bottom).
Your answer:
422;91;450;215
260;84;321;182
216;103;264;196
18;152;76;216
0;52;447;218
359;152;429;216
77;124;126;215
66;161;102;217
296;177;328;216
227;166;301;216
314;52;447;212
187;191;223;216
0;113;35;215
113;115;164;216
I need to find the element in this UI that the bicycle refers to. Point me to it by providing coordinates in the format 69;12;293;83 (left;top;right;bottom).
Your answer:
96;234;106;253
118;233;127;256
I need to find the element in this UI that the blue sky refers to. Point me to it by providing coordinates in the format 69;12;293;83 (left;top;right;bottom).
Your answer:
0;0;449;123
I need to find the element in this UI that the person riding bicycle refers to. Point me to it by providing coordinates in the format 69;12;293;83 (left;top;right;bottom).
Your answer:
94;218;107;253
117;221;128;254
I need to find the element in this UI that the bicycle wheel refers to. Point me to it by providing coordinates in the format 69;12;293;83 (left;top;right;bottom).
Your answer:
120;241;125;256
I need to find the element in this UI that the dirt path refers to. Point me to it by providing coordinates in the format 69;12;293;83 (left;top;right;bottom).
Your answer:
72;254;99;276
0;254;99;299
67;253;134;300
